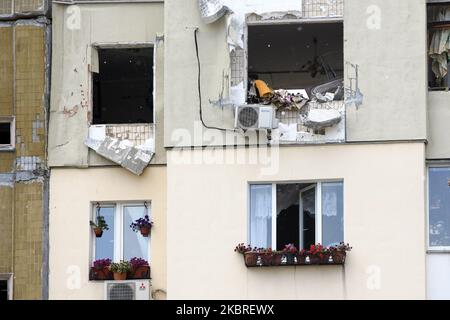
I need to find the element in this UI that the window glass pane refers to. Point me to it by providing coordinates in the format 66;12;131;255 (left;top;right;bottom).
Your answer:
94;206;115;260
276;184;300;251
322;182;344;247
301;187;316;250
250;185;272;248
429;167;450;247
123;205;149;261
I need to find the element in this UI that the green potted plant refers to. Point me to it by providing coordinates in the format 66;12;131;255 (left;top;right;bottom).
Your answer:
90;215;109;238
109;261;131;281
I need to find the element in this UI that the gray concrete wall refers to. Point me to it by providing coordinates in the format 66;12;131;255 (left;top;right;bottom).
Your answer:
164;0;428;147
427;92;450;159
48;2;165;167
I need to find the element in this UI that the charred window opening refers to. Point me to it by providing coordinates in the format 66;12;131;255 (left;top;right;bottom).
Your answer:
247;22;344;102
427;2;450;90
93;48;154;124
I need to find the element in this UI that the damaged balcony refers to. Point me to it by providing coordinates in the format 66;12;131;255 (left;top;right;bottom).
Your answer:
246;19;345;144
198;0;346;144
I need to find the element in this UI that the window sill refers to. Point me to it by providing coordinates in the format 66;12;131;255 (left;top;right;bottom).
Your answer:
242;252;346;268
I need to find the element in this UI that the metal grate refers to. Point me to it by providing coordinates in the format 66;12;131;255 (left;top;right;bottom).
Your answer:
107;283;135;300
105;124;154;147
302;0;344;18
230;48;245;87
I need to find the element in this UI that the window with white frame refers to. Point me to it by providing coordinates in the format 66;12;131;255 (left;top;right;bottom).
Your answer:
249;181;344;250
93;202;150;262
428;166;450;249
0;117;15;150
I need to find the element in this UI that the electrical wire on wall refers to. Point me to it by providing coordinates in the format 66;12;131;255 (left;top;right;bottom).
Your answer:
194;28;238;133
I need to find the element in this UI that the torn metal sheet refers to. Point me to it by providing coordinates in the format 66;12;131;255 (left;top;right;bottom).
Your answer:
85;137;154;176
198;0;230;24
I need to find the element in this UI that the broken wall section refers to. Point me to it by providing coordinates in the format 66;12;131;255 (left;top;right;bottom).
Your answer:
48;3;165;170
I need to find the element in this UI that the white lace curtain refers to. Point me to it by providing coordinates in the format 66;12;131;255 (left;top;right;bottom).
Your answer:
249;184;272;248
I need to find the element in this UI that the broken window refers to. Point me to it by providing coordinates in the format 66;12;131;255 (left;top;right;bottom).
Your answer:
427;1;450;90
92;47;154;124
92;203;150;263
0;117;14;149
249;181;344;251
247;22;344;102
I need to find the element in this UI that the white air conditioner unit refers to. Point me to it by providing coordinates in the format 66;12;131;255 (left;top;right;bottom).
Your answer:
104;280;151;300
235;105;278;130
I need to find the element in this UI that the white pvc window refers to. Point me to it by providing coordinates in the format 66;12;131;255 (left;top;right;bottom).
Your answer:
92;202;150;262
249;181;344;250
428;166;450;250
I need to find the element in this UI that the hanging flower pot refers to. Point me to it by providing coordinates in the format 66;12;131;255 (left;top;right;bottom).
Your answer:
93;227;103;238
139;226;151;237
130;214;153;238
90;213;109;238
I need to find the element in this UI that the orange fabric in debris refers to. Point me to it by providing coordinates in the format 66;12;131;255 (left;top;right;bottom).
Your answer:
254;80;273;98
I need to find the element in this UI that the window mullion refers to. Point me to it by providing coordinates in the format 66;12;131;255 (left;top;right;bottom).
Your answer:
316;182;323;245
271;184;277;250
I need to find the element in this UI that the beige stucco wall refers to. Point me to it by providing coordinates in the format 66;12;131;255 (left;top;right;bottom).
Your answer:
49;2;165;167
427;92;450;159
167;142;426;299
345;0;427;142
49;166;166;300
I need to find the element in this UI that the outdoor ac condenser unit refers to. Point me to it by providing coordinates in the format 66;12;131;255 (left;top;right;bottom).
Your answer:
235;105;278;130
104;280;151;300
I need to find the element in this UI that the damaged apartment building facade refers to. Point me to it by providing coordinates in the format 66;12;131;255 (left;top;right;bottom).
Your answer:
0;0;51;299
29;0;450;301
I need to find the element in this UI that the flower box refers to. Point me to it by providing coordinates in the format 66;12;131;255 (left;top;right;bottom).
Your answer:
242;252;347;268
236;243;351;268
